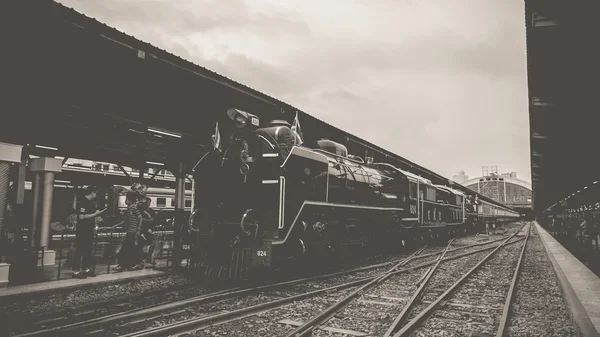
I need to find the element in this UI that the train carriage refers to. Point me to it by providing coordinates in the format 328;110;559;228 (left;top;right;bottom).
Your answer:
22;182;192;229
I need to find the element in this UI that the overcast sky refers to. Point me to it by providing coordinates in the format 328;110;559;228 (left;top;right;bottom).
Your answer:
57;0;530;184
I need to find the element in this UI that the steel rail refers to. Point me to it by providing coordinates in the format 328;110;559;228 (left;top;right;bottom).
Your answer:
118;277;374;337
93;238;524;337
284;245;431;337
410;235;509;261
23;282;202;329
392;223;528;337
17;251;422;337
382;241;455;337
496;223;531;337
19;235;518;337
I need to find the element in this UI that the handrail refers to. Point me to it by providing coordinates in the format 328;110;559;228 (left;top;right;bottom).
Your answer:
240;209;254;236
311;148;365;165
373;162;432;184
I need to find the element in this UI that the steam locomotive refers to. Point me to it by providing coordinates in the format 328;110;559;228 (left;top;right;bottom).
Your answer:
185;108;520;281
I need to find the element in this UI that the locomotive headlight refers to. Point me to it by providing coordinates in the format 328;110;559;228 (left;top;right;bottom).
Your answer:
235;115;247;128
227;108;260;130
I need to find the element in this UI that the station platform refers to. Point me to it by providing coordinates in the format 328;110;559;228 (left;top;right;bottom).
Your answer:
0;267;165;299
8;258;172;286
549;230;600;278
536;222;600;337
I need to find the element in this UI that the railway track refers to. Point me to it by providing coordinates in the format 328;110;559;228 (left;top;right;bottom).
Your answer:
7;249;412;336
103;247;439;337
17;249;432;337
8;282;204;333
182;233;524;337
13;261;390;337
18;227;523;337
280;240;457;337
391;223;531;337
281;225;526;337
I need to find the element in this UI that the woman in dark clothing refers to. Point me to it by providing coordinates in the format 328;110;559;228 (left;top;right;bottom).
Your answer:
138;197;156;267
112;191;143;272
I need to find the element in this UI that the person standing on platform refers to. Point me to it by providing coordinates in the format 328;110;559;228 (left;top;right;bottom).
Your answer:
589;214;599;250
577;214;590;254
113;191;144;272
139;197;156;268
1;201;17;264
132;182;150;266
592;214;600;250
72;186;105;279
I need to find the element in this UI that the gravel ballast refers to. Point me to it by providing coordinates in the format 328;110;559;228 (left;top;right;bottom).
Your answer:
414;227;526;336
7;222;558;337
507;226;576;337
0;274;195;316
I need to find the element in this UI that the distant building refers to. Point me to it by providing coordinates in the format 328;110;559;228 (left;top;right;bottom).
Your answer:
461;168;532;209
499;172;518;179
452;171;469;184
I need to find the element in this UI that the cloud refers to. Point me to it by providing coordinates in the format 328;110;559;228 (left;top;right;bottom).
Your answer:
61;0;311;39
56;0;530;182
320;89;364;103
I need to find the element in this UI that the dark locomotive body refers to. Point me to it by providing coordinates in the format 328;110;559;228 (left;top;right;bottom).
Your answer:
185;109;519;281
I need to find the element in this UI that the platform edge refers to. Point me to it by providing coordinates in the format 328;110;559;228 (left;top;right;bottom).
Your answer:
535;222;600;337
0;270;166;300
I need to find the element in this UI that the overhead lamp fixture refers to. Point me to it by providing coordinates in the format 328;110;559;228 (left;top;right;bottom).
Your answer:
55;180;71;184
584;186;589;189
146;161;164;166
35;145;58;151
148;127;182;138
595;181;599;184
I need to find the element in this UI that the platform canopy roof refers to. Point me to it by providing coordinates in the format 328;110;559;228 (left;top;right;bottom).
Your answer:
525;0;600;212
2;0;514;210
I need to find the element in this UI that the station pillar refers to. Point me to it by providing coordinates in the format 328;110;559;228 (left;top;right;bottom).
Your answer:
0;142;23;286
29;157;62;266
172;162;186;269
